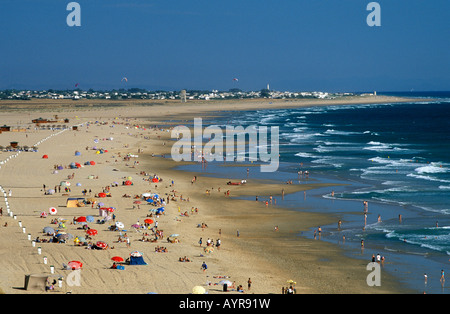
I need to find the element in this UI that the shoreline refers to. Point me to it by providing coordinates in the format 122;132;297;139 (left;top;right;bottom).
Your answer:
0;96;423;294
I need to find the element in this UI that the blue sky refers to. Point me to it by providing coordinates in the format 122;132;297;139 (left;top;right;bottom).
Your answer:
0;0;449;92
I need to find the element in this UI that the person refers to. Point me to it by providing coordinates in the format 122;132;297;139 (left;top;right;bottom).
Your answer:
237;230;240;237
201;261;207;272
216;239;221;249
111;262;117;269
440;270;445;284
198;237;202;247
247;278;252;290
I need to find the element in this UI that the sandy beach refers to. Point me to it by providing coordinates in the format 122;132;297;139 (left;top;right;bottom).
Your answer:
0;96;417;294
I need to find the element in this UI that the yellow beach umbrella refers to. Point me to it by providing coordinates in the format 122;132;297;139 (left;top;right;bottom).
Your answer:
287;279;296;285
192;286;206;294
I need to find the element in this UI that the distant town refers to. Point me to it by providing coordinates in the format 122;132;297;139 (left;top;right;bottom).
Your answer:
0;88;365;101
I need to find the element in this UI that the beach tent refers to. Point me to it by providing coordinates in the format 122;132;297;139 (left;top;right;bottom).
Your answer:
66;198;85;208
43;226;55;234
156;207;165;215
24;274;49;291
128;251;147;265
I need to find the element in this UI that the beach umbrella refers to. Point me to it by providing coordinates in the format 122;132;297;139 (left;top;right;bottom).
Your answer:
76;216;86;223
98;202;105;207
49;207;57;215
57;233;74;240
77;236;86;242
130;251;142;257
170;234;179;237
96;241;108;249
86;215;94;222
98;193;106;198
90;161;95;165
43;226;55;234
76;183;82;187
141;193;151;197
111;256;124;262
124;180;132;186
42;155;48;159
204;246;214;253
107;207;115;213
86;229;98;236
115;222;125;229
192;286;206;294
286;280;296;285
144;219;154;224
131;224;140;228
40;211;48;218
151;178;159;183
219;280;232;286
68;261;83;270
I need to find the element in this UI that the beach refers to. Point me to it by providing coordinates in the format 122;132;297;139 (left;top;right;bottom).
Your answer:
0;96;416;294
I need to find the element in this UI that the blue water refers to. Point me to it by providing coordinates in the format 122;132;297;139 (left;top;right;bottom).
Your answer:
173;92;450;293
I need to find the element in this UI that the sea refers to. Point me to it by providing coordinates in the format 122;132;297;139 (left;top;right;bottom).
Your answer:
172;91;450;293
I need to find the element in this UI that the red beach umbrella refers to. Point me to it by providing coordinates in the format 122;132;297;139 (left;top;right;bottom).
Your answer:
90;161;95;165
98;193;106;198
96;241;108;249
125;180;132;185
111;256;124;262
42;155;49;159
76;216;87;223
144;218;154;224
152;178;158;183
68;260;83;270
86;229;98;236
107;207;115;213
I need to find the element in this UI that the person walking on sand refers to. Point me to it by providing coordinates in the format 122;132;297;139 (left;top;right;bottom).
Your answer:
201;261;208;272
198;237;202;247
248;278;252;290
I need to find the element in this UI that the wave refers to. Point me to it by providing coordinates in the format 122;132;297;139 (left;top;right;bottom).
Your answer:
407;173;450;184
324;129;360;136
439;185;450;190
363;141;410;152
415;164;449;174
295;152;316;158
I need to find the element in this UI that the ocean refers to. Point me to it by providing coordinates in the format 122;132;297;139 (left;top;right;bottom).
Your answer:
174;92;450;293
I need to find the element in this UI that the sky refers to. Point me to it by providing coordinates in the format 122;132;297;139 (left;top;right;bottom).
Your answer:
0;0;449;92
